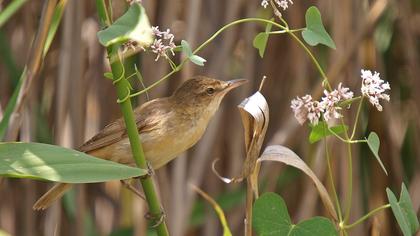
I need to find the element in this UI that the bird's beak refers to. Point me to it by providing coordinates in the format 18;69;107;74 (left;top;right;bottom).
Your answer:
225;79;247;91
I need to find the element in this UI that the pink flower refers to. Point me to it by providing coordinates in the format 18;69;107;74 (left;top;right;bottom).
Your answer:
261;0;269;8
360;69;390;111
320;83;353;121
150;26;176;61
291;95;323;125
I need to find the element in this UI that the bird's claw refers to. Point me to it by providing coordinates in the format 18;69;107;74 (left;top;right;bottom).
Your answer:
145;208;166;228
139;161;155;179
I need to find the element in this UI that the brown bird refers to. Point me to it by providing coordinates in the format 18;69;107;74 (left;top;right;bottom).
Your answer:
33;76;246;210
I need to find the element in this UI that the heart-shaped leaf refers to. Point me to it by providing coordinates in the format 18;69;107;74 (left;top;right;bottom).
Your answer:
0;142;146;183
386;183;419;236
97;3;153;47
181;40;206;66
253;20;273;58
189;55;207;66
301;6;336;49
366;132;388;175
253;192;337;236
309;121;348;143
181;40;193;57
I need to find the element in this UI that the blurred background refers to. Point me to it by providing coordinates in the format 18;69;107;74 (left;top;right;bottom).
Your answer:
0;0;419;235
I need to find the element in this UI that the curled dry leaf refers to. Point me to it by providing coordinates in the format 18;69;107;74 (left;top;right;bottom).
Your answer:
212;91;269;186
258;145;338;220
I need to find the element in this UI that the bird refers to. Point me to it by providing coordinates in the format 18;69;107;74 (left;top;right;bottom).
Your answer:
33;76;247;210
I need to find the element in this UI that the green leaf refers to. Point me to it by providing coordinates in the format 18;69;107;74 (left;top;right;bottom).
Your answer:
301;6;336;49
43;0;66;56
0;142;146;183
104;72;114;80
399;184;420;234
309;121;347;144
253;20;273;58
181;40;193;57
367;132;388;175
387;183;420;236
193;186;232;236
97;3;153;47
253;192;291;235
0;0;28;29
386;183;419;236
0;68;25;140
181;40;206;66
253;192;337;236
189;55;206;66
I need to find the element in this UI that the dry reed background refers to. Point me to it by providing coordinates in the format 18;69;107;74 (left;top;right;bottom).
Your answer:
0;0;419;235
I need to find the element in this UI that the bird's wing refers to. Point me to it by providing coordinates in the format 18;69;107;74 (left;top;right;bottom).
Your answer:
77;98;168;153
77;118;126;153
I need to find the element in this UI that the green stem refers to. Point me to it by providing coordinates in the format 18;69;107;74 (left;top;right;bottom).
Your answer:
130;17;287;97
350;97;364;140
343;204;391;229
95;1;169;235
287;32;332;91
0;0;28;28
341;118;352;223
324;136;343;223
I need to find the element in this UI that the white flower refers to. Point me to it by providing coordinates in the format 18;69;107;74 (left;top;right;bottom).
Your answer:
306;100;323;125
336;83;354;100
261;0;269;8
360;69;390;111
291;95;323;125
275;0;293;10
291;95;309;125
150;26;177;61
320;83;353;121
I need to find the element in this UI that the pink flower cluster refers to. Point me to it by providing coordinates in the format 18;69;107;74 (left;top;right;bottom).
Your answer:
360;70;390;111
291;84;353;125
291;69;391;125
150;26;176;61
261;0;293;13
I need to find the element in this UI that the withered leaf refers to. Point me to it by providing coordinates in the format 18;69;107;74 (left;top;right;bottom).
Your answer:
258;145;338;220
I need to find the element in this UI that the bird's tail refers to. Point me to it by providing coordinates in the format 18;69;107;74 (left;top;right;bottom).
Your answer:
33;183;73;210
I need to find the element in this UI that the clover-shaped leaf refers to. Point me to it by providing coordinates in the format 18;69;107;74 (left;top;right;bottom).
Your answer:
253;193;337;236
302;6;336;49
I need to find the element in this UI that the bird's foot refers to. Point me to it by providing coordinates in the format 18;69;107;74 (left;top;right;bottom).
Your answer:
120;179;145;200
139;161;155;179
145;208;166;228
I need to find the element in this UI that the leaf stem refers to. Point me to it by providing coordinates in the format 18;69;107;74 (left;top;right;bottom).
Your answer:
341;118;353;223
130;17;287;97
343;204;391;229
95;1;169;235
350;97;364;140
324;135;343;223
287;32;332;91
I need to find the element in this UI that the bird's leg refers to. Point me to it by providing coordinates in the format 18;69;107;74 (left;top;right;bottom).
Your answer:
144;207;166;228
120;179;145;200
139;161;155;179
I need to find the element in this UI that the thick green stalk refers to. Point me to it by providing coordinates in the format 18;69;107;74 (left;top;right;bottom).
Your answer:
95;1;169;235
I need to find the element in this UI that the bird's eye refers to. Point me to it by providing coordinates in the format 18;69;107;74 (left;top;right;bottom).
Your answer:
206;87;215;95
